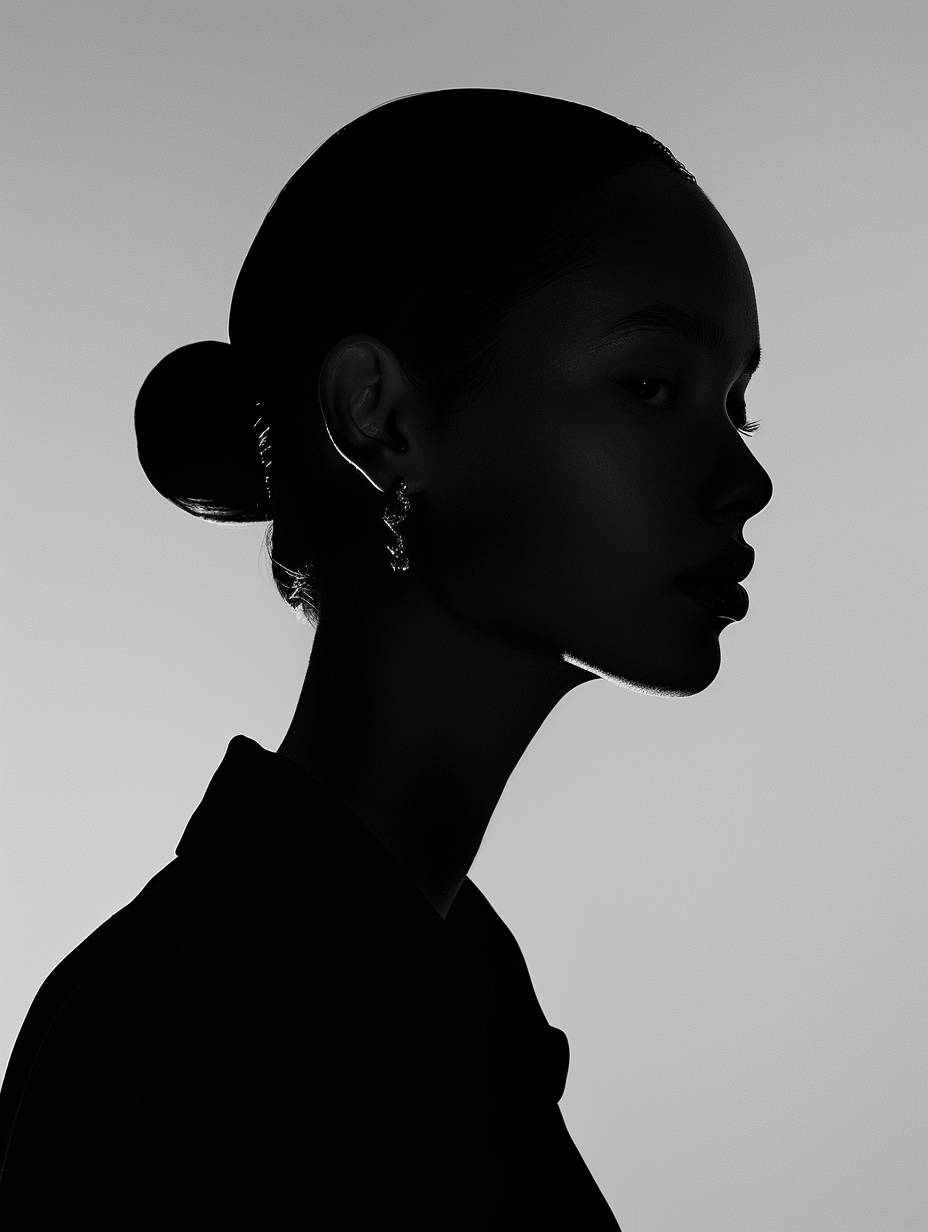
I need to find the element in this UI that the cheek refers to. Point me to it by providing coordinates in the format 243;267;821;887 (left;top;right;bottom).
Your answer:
427;430;670;622
532;437;673;586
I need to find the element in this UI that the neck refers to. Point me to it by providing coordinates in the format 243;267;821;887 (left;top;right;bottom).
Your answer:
276;579;593;919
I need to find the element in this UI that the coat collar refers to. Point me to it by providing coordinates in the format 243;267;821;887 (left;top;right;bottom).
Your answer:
174;734;483;936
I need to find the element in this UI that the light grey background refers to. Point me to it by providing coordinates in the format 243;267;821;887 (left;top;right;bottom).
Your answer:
3;3;925;1228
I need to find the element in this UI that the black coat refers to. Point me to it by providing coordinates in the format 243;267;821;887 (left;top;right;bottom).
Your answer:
0;735;619;1227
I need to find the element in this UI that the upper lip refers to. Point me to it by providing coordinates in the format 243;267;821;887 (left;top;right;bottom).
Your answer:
681;544;755;587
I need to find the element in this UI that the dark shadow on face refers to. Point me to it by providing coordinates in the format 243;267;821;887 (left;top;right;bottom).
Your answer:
416;162;774;699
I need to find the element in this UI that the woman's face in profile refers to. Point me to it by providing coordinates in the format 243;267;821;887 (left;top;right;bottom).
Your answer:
417;160;774;696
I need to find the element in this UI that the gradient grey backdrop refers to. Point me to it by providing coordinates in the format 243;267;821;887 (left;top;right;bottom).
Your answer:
3;3;925;1228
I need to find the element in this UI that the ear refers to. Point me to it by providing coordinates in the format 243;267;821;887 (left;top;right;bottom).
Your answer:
317;335;415;494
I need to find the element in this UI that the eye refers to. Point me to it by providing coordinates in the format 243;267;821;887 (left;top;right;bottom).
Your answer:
730;396;762;437
624;376;674;409
624;377;762;437
734;410;762;436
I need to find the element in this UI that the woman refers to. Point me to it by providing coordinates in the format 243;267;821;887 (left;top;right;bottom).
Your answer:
0;88;772;1226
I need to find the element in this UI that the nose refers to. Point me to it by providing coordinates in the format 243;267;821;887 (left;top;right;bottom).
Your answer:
713;448;774;531
750;458;774;520
729;443;769;519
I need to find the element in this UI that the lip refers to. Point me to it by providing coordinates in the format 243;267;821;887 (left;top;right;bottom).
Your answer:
676;578;749;621
682;545;755;590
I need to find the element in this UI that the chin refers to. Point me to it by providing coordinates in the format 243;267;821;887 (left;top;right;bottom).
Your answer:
562;643;722;698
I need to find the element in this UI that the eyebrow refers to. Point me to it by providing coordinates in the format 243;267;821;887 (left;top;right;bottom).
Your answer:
592;300;762;375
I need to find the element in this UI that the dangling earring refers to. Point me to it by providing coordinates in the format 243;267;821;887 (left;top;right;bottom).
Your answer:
382;478;411;573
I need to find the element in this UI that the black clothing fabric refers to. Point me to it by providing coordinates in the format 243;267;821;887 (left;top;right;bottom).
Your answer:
0;735;619;1226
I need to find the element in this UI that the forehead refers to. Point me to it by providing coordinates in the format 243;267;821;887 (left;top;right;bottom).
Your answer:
576;166;757;327
500;164;758;361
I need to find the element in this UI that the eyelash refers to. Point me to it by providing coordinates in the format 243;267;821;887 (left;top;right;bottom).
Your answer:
624;377;762;436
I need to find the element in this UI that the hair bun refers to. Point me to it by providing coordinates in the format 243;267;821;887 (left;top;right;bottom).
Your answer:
135;340;270;522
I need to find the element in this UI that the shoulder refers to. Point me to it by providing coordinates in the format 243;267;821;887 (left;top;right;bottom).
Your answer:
1;860;465;1222
62;863;365;1056
0;861;387;1208
6;857;372;1121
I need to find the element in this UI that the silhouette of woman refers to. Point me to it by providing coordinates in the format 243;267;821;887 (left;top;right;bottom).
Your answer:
0;88;773;1226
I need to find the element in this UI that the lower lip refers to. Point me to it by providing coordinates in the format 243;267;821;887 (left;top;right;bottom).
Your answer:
676;580;749;622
